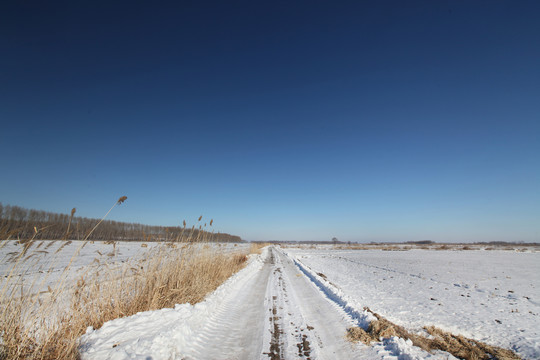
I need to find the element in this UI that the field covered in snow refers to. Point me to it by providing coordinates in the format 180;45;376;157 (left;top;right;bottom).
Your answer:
2;241;538;359
285;245;540;359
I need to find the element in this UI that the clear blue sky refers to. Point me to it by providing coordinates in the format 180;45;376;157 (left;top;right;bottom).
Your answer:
1;1;539;242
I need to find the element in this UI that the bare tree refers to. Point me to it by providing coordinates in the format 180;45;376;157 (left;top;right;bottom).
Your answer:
0;203;242;242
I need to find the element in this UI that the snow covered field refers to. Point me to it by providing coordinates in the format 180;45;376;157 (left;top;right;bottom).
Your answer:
77;245;539;359
286;246;540;359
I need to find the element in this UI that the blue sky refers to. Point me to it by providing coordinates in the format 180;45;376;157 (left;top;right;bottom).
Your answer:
1;1;539;242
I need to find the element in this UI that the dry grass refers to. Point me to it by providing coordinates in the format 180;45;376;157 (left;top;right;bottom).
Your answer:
0;199;251;359
347;308;520;360
0;241;250;359
250;242;269;254
321;244;411;251
287;242;540;252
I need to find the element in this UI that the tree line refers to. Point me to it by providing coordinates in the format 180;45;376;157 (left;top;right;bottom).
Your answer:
0;203;242;242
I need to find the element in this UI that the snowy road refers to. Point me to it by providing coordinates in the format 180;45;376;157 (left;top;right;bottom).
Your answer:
259;246;376;359
80;247;454;359
183;246;374;359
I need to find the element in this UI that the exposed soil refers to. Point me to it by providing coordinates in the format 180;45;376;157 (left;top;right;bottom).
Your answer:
266;301;282;360
264;254;283;360
296;333;311;359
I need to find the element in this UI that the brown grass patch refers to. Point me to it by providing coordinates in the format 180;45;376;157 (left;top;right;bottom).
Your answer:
347;308;520;360
250;242;269;254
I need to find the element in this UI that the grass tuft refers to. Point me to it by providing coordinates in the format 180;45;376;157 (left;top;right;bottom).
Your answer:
346;308;520;360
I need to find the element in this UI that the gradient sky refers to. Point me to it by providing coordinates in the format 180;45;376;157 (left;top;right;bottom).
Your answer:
1;1;539;242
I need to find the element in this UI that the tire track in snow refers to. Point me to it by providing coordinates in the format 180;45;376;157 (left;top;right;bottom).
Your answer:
173;246;376;359
262;247;315;359
270;248;380;360
186;248;274;360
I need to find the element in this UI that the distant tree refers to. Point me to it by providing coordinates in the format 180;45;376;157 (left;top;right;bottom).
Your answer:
0;202;243;242
332;237;338;245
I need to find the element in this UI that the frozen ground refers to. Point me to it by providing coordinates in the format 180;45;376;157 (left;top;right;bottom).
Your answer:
285;246;540;359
